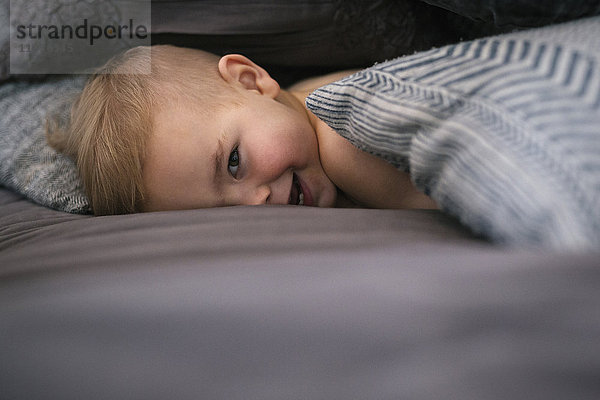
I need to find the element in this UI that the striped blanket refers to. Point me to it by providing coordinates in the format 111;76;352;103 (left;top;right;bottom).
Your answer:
307;16;600;251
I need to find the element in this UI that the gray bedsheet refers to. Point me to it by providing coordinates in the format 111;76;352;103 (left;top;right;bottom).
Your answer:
1;187;599;400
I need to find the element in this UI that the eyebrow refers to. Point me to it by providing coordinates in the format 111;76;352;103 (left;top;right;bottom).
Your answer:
213;136;225;188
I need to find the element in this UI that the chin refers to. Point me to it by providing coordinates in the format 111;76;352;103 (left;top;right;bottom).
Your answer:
317;186;337;208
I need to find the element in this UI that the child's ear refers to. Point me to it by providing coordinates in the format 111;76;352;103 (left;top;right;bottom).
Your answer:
218;54;280;98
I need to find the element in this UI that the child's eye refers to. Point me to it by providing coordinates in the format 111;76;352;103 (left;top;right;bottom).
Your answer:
228;147;240;178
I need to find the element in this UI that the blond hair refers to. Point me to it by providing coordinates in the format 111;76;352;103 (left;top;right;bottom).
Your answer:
47;45;228;215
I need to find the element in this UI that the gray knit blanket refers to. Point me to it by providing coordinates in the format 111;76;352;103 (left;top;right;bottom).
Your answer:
0;76;90;213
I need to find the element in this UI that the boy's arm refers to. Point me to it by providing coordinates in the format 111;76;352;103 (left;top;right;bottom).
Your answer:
314;118;437;210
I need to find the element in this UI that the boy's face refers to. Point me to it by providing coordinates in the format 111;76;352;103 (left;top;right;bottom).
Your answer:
142;54;337;211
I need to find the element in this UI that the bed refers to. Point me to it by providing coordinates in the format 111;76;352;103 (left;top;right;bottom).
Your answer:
2;184;600;400
2;1;600;399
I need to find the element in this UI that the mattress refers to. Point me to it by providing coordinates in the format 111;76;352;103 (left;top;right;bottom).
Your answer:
1;187;599;399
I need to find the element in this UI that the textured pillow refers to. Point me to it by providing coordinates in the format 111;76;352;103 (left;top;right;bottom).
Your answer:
2;0;462;83
421;0;600;28
306;16;600;251
0;76;90;213
149;0;487;74
0;0;8;81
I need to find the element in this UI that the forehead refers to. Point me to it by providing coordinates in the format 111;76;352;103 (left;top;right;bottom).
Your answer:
142;102;222;211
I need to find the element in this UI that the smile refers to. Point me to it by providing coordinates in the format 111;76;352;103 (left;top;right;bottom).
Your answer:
289;173;304;206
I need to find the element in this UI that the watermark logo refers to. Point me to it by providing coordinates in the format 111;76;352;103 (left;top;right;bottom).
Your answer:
10;0;151;74
15;18;148;46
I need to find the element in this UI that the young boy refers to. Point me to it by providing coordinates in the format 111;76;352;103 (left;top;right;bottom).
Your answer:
48;45;437;215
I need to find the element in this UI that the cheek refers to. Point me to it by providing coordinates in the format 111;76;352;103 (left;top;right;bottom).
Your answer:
267;137;306;172
286;119;320;163
249;135;295;175
248;105;319;173
262;126;316;168
285;127;318;168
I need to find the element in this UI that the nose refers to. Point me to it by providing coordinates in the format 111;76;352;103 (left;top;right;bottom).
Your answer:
232;171;290;206
243;184;271;205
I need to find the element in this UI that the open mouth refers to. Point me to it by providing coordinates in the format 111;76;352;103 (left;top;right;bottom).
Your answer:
288;173;304;206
